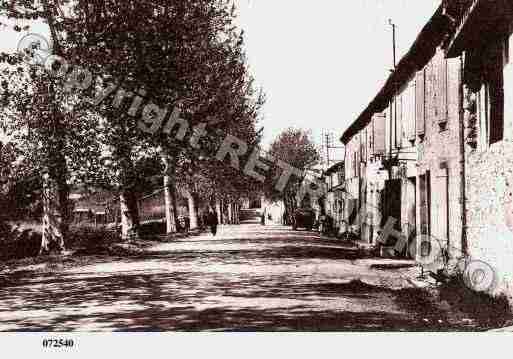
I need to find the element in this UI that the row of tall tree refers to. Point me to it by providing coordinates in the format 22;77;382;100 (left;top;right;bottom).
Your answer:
0;0;264;253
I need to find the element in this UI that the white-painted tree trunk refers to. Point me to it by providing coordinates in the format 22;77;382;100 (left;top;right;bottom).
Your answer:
186;191;199;230
40;172;66;254
215;199;222;225
120;191;140;240
227;202;233;224
161;152;178;234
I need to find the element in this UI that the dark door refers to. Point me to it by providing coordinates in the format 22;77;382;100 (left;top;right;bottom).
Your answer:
382;179;402;233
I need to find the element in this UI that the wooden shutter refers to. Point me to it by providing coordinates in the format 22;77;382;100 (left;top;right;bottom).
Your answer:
369;121;374;156
432;168;449;245
416;70;426;136
489;46;505;144
392;94;402;148
361;129;366;161
406;82;416;141
438;56;448;123
396;95;403;148
353;151;357;178
419;171;431;236
373;113;386;154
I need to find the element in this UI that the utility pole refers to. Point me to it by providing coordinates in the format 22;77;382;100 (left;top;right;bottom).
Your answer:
320;130;345;233
389;19;397;69
325;132;331;168
388;19;397;181
322;131;344;168
384;19;398;229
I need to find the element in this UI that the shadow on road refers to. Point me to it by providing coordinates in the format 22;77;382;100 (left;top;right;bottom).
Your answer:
0;225;506;331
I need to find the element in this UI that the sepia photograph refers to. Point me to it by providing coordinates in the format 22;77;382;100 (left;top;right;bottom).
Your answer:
0;0;513;356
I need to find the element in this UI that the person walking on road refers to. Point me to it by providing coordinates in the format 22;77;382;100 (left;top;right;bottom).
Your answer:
206;209;219;237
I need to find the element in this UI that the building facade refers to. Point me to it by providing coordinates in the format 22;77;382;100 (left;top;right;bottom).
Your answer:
444;0;513;300
323;161;345;233
341;6;455;253
339;0;513;303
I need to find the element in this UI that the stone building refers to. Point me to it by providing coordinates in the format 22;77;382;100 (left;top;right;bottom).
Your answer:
340;6;456;252
339;0;513;303
323;161;345;233
443;0;513;300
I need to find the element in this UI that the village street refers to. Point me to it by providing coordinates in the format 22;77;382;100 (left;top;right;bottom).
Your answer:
0;223;499;332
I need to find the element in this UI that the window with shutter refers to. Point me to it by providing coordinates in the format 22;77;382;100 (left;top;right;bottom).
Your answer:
489;41;505;144
476;40;506;147
416;69;426;136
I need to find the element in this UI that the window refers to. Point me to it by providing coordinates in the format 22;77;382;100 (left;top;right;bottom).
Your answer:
477;83;489;148
475;39;506;147
488;71;504;144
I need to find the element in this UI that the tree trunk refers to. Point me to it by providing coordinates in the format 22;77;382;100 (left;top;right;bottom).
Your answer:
40;172;67;254
40;104;70;254
186;190;199;230
120;188;140;240
215;199;222;225
283;194;297;226
162;152;178;234
163;172;178;234
227;202;233;224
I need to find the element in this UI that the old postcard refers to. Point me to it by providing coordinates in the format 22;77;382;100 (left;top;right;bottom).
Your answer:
0;0;512;357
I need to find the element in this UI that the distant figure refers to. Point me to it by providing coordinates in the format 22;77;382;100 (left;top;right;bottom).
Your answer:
318;214;326;234
206;210;219;236
184;216;190;233
202;212;208;229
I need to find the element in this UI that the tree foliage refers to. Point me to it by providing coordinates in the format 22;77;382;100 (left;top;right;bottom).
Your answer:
264;128;321;222
0;0;265;248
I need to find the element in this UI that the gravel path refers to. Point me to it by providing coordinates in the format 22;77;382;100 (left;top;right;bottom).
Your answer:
0;224;493;331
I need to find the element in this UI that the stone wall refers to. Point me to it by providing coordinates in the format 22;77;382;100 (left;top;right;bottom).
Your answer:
466;140;513;302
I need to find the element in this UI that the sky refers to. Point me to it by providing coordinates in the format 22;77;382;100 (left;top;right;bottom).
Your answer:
0;0;441;159
235;0;441;159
